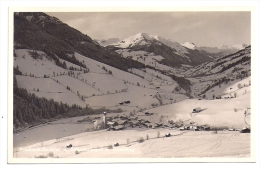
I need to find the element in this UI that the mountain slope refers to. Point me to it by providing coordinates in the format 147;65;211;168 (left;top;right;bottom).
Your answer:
14;12;145;72
181;45;251;97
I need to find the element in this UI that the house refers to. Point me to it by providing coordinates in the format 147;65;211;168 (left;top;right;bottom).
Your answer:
190;126;199;131
124;100;130;104
156;122;163;127
184;126;190;130
144;123;152;128
116;120;127;125
192;107;202;113
120;115;128;120
129;120;139;125
179;126;185;131
163;124;169;128
107;121;118;127
145;112;150;115
144;120;150;123
201;124;210;131
240;127;250;133
113;125;125;131
174;122;183;128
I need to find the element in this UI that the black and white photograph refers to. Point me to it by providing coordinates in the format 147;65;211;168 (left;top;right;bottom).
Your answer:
2;1;259;165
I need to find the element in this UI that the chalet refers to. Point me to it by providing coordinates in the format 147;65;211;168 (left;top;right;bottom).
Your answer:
179;126;185;131
129;120;139;126
156;122;163;127
107;121;118;127
163;124;169;128
201;124;210;131
120;115;128;120
165;133;171;137
240;127;250;133
174;122;183;128
184;126;190;130
113;125;125;131
144;123;153;128
124;100;130;104
190;126;199;131
192;107;202;113
116;120;127;125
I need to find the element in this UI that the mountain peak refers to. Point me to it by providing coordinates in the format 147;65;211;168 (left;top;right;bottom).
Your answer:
112;32;156;48
134;33;154;40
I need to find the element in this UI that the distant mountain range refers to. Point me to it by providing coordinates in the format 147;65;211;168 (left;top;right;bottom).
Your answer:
97;33;248;67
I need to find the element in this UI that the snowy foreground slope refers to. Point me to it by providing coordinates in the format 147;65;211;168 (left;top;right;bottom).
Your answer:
14;129;250;158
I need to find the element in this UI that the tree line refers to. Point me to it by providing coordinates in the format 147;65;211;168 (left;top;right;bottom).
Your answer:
13;75;122;131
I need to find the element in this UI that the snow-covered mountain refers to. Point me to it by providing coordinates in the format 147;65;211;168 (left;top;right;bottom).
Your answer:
107;33;213;67
111;33;156;48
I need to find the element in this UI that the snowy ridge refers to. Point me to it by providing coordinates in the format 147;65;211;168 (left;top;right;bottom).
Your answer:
181;42;196;50
153;35;189;54
218;44;248;50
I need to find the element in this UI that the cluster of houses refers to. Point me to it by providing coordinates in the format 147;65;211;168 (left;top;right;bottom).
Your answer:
102;113;211;131
80;112;248;133
105;114;152;131
78;112;214;132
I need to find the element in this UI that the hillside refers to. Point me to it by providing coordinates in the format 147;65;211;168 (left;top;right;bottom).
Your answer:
14;12;145;72
13;47;192;130
179;45;251;98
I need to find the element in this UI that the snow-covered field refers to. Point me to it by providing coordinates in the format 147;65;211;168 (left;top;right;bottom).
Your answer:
14;129;250;158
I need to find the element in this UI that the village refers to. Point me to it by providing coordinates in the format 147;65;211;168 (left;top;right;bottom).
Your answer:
78;110;250;133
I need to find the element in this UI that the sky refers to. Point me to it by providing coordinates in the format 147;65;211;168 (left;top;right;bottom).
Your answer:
46;12;251;47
